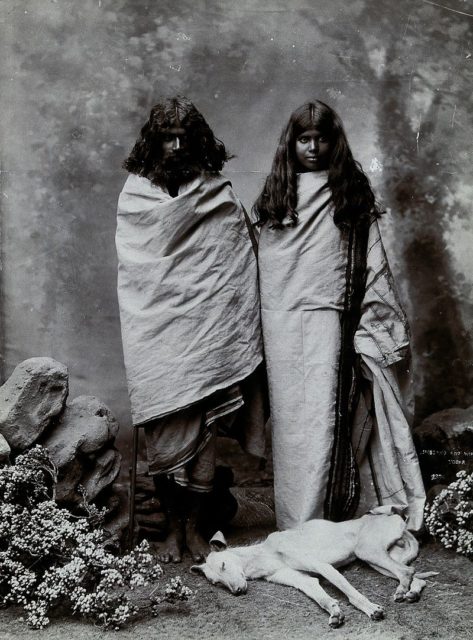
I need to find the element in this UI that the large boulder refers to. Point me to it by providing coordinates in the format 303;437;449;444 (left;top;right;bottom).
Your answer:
40;396;120;505
0;357;125;540
414;405;473;488
0;358;68;449
41;395;119;469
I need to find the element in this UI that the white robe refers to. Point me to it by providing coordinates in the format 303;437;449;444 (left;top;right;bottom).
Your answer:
116;173;263;425
259;172;425;532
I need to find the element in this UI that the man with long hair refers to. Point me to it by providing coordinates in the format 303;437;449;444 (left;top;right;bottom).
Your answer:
116;97;265;562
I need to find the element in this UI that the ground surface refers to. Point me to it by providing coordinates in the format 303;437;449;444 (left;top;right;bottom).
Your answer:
2;443;471;639
0;535;471;640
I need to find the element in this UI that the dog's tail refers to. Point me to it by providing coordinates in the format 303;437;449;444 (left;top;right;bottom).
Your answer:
414;571;439;579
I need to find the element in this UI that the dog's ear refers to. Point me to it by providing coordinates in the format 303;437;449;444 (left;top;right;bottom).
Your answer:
190;564;207;575
209;530;227;551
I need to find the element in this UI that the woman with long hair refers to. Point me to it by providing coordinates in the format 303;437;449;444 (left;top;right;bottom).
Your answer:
255;101;425;531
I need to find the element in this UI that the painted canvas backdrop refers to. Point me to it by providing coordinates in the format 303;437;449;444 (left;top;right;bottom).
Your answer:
1;0;472;443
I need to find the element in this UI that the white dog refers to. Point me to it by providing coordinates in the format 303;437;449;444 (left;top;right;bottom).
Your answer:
191;506;437;628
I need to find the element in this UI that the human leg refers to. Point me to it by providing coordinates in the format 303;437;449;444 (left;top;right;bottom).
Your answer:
144;407;205;563
152;474;185;563
180;423;217;562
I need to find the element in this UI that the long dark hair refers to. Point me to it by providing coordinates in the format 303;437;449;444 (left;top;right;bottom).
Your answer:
253;101;382;229
123;96;230;185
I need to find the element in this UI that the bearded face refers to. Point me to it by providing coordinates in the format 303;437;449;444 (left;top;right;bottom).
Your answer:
148;127;203;186
124;97;228;187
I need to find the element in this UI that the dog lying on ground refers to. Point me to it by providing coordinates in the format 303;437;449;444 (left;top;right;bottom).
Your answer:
191;506;437;628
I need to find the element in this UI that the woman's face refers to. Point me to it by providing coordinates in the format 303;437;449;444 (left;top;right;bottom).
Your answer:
294;128;331;172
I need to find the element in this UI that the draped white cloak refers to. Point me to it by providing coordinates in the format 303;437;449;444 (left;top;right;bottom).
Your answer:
116;173;263;425
259;172;425;532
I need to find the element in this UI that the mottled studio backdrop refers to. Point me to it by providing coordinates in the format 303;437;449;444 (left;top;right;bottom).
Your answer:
1;0;472;443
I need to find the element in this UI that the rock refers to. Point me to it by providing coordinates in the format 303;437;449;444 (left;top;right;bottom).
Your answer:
414;405;473;488
0;433;11;464
0;358;68;449
0;359;125;538
55;458;83;503
98;483;124;519
41;395;119;469
81;448;122;501
104;510;129;550
101;482;130;548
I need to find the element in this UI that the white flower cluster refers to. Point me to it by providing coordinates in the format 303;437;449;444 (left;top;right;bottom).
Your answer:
424;470;473;558
0;446;189;629
151;575;193;616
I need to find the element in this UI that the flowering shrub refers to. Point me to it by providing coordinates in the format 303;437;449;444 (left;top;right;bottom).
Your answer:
0;446;192;629
424;470;473;558
150;576;194;616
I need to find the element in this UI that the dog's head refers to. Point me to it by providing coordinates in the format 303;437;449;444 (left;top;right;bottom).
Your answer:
191;531;248;595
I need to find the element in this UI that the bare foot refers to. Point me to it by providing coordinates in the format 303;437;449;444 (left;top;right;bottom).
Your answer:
185;521;208;563
156;525;184;563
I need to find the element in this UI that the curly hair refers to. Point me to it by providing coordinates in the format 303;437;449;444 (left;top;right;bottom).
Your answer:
123;96;230;185
253;101;382;229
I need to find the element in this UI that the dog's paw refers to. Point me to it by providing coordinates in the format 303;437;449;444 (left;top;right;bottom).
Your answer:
370;605;385;621
394;589;406;602
405;590;420;603
328;603;345;628
328;612;345;628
